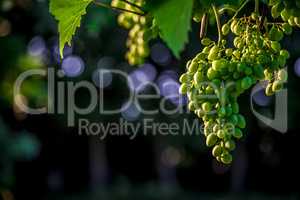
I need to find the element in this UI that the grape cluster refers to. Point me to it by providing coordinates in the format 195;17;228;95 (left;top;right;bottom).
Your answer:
226;17;289;96
179;41;245;165
179;14;289;165
111;0;154;66
269;0;300;28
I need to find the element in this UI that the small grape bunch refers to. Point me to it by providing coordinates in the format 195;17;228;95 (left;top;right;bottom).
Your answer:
224;16;289;96
179;38;248;165
269;0;300;28
111;0;155;66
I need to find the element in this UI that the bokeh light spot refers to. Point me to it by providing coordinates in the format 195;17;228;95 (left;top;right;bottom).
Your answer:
61;56;85;77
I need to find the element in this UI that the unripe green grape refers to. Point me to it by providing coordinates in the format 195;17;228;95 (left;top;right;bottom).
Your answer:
281;9;290;21
282;23;293;35
241;77;253;90
264;69;273;80
206;134;218;147
212;145;223;157
188;62;198;73
179;73;189;83
195;52;207;61
221;152;233;164
111;0;126;9
233;50;241;58
269;26;283;41
277;55;287;67
207;68;218;80
201;38;213;46
244;67;253;76
280;49;290;59
237;114;246;129
271;3;282;18
295;17;300;27
272;80;283;91
288;17;296;26
205;86;214;94
237;63;246;73
217;130;226;139
212;59;227;72
253;64;264;79
208;46;219;60
179;83;188;94
222;23;230;35
271;41;281;52
196;109;204;118
278;69;288;82
229;114;238;125
218;107;226;118
266;83;275;96
230;19;238;32
137;45;149;57
212;79;221;87
226;48;233;57
226;106;233;116
202;102;212;113
225;140;236;151
233;128;243;139
194;71;203;85
251;12;259;21
188;101;196;111
203;46;211;54
231;102;240;114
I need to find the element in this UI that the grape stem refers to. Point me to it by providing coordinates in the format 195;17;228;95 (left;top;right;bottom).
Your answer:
93;1;145;16
232;0;251;19
267;22;284;26
218;5;237;14
212;5;222;45
255;0;259;14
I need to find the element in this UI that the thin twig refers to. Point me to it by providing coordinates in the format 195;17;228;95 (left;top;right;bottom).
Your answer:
93;1;145;16
255;0;259;14
218;5;237;15
212;5;222;45
232;0;250;19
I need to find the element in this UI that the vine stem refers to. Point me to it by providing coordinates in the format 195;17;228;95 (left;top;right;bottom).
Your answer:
232;0;251;19
218;5;237;15
93;1;145;16
255;0;259;14
212;5;222;45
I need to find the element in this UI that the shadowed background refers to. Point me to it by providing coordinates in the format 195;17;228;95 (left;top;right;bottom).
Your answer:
0;0;299;199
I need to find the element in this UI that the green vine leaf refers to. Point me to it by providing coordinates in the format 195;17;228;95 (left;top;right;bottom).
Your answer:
49;0;93;58
151;0;194;58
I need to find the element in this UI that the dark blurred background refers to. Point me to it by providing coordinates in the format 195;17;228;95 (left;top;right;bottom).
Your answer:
0;0;300;200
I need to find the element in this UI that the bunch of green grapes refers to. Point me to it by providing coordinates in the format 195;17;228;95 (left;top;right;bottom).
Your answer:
269;0;300;27
224;16;289;96
179;39;247;165
111;0;155;65
179;13;289;165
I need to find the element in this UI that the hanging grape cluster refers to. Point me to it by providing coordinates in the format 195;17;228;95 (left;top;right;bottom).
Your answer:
179;12;289;165
111;0;155;66
269;0;300;27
